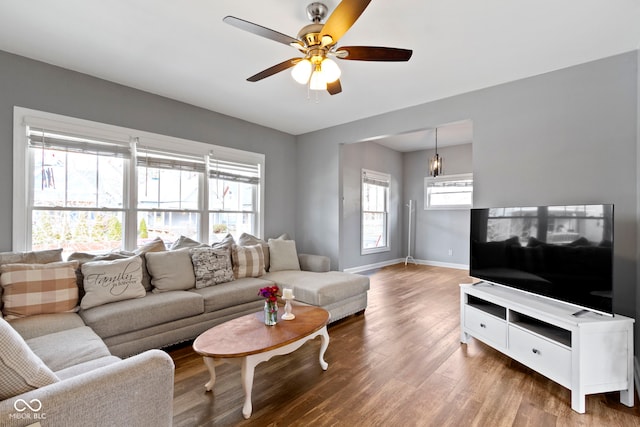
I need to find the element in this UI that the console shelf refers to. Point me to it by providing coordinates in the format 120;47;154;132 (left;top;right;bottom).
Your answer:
460;282;635;413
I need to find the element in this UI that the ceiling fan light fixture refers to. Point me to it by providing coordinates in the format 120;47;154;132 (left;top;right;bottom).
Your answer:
291;59;313;84
321;58;341;83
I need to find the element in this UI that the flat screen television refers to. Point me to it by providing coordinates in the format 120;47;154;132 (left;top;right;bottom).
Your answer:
469;204;613;315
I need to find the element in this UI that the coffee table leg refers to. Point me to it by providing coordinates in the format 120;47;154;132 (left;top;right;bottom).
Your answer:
202;357;217;391
240;356;257;419
319;326;329;370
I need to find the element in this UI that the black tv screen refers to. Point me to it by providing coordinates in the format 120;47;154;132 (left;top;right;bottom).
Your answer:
469;204;613;315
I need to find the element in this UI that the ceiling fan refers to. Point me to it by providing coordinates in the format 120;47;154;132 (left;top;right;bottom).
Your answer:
223;0;413;95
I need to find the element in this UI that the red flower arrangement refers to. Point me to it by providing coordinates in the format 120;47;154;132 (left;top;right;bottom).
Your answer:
258;285;279;302
259;285;279;325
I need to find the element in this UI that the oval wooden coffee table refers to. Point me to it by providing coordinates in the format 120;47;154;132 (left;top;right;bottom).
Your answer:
193;305;330;419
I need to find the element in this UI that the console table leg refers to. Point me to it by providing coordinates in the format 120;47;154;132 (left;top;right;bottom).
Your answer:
240;357;257;419
620;387;634;407
571;392;586;414
318;326;329;370
202;357;217;392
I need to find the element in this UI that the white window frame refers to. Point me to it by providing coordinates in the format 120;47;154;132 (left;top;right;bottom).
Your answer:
424;173;473;210
361;169;391;255
13;106;265;251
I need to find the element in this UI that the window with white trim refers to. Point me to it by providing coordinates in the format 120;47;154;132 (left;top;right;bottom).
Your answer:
424;173;473;210
14;107;264;255
361;169;390;254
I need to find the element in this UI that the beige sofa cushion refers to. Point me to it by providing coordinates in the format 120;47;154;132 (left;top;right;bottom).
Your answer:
26;325;111;372
261;270;370;306
80;291;204;339
0;317;59;400
190;277;271;313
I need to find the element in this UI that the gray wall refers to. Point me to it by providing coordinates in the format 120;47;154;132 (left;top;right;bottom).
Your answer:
403;143;473;266
0;50;297;246
341;141;403;270
297;51;638;320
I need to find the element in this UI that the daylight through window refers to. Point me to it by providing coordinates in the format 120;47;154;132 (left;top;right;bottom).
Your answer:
14;108;264;255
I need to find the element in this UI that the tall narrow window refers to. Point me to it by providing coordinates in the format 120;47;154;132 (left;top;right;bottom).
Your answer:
27;127;129;254
361;169;390;254
208;157;260;242
136;147;205;246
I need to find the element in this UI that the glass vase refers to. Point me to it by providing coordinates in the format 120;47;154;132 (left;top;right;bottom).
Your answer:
264;300;278;326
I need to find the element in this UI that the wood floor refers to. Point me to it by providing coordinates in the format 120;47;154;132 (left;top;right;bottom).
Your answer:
170;264;640;426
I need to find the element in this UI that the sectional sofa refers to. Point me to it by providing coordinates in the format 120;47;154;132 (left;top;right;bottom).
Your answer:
0;234;370;427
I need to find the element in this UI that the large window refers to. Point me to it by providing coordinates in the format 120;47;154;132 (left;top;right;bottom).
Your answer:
361;169;390;254
13;107;264;254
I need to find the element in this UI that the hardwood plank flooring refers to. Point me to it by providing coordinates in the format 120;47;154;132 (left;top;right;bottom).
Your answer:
170;264;640;426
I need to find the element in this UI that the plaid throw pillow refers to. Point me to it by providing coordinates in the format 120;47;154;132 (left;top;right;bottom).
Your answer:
1;261;79;320
231;244;265;279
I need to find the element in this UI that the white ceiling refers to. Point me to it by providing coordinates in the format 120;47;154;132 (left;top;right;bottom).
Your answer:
0;0;639;143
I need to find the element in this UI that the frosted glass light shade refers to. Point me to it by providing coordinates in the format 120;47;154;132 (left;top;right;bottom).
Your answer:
321;58;341;83
309;70;327;90
291;59;312;84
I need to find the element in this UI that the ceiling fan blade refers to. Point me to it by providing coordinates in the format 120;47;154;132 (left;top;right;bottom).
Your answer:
247;58;302;82
327;79;342;95
321;0;372;46
336;46;413;61
223;16;303;49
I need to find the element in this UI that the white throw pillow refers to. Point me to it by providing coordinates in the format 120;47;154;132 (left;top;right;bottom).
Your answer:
268;239;301;272
80;256;146;310
0;317;59;400
145;250;196;293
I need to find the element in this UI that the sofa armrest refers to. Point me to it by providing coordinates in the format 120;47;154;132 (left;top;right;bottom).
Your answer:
0;349;175;427
298;253;330;272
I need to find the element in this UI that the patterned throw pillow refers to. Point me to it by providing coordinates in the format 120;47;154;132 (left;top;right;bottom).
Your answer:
0;318;59;400
231;244;265;279
0;261;79;320
80;256;145;310
190;247;234;288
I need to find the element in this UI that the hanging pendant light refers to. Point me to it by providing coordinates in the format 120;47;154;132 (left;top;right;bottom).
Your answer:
429;128;443;177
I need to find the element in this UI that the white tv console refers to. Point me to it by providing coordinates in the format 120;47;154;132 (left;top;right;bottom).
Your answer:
460;282;634;413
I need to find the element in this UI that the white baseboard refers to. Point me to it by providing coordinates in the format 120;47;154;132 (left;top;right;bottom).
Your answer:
343;258;404;273
343;258;469;273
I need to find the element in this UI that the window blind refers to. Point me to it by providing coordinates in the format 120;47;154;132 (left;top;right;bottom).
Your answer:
362;170;390;187
137;147;206;173
27;127;131;158
209;157;260;185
